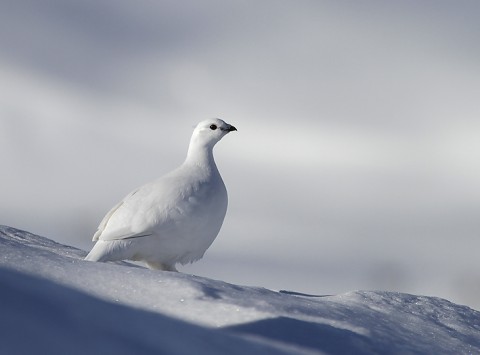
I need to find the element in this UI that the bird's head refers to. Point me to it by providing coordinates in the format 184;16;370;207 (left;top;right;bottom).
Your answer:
191;118;237;148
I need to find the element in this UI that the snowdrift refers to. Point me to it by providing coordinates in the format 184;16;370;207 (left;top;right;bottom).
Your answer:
1;225;479;354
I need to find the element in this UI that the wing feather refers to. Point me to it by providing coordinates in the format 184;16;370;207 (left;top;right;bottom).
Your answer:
92;189;141;241
92;166;211;242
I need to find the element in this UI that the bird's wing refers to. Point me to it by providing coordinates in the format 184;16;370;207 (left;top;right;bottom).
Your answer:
92;199;128;241
93;172;199;242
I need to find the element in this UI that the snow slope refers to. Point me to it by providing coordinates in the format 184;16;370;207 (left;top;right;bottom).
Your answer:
1;225;479;355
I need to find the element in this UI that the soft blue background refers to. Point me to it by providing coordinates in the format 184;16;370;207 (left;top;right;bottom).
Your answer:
1;0;479;309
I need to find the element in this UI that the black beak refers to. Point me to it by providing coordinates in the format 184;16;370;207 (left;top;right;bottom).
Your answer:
227;125;237;132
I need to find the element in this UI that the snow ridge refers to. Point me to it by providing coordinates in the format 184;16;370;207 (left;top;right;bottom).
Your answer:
1;225;479;355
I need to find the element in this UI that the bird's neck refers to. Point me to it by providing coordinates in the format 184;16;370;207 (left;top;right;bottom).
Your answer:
185;141;218;173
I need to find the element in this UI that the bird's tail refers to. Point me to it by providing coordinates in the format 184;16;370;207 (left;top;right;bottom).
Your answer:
84;240;133;263
84;243;105;262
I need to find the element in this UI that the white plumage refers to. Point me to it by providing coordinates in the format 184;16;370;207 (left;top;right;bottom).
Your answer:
85;118;237;271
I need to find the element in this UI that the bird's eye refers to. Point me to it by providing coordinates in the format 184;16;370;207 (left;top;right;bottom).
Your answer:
210;124;217;130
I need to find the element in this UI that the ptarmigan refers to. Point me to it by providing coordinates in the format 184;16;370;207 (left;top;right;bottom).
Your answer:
85;118;237;271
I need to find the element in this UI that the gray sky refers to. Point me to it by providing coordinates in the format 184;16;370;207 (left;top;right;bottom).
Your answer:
1;0;479;309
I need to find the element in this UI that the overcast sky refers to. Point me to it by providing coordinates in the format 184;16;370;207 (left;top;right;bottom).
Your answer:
1;0;479;309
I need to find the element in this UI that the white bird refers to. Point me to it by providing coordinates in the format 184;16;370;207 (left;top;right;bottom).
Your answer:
85;118;237;271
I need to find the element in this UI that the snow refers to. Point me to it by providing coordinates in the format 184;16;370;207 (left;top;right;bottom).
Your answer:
1;225;479;355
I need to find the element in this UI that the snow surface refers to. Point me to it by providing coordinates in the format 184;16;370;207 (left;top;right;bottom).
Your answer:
1;225;479;355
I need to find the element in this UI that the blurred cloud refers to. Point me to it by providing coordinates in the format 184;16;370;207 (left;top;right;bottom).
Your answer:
1;0;479;309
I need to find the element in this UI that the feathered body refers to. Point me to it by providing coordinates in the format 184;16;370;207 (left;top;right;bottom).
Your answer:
85;119;236;271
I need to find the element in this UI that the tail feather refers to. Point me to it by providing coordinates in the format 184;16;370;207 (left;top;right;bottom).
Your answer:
84;240;132;262
84;242;106;262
